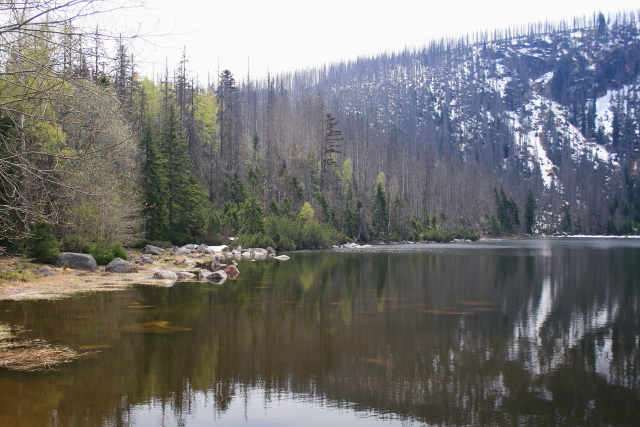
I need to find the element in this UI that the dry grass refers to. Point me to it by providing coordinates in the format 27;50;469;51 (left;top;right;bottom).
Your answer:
0;254;215;301
0;323;80;372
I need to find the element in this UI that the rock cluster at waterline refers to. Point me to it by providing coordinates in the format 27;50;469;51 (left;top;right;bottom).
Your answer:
46;244;288;288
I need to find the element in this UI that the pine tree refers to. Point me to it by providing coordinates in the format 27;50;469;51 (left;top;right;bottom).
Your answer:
140;121;169;240
372;172;388;238
161;100;204;243
524;187;536;234
494;188;520;234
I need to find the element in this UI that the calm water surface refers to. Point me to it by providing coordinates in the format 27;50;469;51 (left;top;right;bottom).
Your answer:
1;238;639;426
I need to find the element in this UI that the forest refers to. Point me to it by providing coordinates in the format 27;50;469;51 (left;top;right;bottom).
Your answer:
1;1;639;261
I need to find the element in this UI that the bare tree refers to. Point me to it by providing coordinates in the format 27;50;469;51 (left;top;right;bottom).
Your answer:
0;0;142;248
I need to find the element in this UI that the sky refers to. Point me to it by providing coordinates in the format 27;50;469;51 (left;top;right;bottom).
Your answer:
103;0;640;83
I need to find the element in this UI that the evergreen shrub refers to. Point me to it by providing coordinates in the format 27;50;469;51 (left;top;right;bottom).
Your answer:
235;232;275;249
26;222;60;263
89;241;128;265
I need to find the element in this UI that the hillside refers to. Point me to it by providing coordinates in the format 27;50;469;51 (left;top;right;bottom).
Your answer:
2;8;639;254
284;12;639;235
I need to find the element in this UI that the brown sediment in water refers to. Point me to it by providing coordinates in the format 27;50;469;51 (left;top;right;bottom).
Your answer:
120;321;193;334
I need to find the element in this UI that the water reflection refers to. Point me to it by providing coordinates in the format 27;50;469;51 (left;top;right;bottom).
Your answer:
0;238;638;426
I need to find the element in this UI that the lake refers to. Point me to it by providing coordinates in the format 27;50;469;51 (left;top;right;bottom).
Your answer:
0;238;639;426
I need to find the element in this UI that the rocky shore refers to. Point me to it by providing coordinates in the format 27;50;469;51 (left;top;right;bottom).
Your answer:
0;244;288;301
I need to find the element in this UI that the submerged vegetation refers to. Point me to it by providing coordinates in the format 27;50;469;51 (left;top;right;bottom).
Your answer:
0;323;79;371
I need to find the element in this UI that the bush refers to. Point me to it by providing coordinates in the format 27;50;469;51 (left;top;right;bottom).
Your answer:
26;222;59;263
60;236;128;264
133;240;173;249
235;232;275;249
263;215;344;251
455;227;480;241
421;228;454;243
89;241;128;265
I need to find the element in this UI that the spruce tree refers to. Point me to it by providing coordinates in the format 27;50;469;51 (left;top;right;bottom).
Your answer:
524;188;536;234
141;121;169;240
161;100;204;243
372;172;388;238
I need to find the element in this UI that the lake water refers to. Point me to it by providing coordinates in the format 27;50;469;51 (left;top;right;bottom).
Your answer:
0;238;639;426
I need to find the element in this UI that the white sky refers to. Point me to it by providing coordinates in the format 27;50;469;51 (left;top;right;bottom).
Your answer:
105;0;639;83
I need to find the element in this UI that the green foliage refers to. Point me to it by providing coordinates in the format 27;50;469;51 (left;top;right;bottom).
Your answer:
493;188;520;235
524;187;536;234
201;204;224;244
298;202;315;221
60;237;127;264
225;172;249;204
455;227;480;241
261;215;344;251
343;201;362;239
604;171;640;235
560;204;573;234
89;241;128;265
371;172;388;238
238;197;265;235
234;232;275;249
133;240;173;249
314;191;336;225
26;222;59;263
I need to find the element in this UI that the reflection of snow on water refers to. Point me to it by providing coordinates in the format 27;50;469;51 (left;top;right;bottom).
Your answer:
508;271;622;383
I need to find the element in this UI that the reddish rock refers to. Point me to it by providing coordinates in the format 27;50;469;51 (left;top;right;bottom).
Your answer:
223;265;240;278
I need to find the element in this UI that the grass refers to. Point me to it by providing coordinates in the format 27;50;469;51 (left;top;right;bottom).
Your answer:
0;252;220;301
0;322;80;372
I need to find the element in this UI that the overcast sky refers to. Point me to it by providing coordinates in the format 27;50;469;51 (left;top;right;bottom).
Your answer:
109;0;639;82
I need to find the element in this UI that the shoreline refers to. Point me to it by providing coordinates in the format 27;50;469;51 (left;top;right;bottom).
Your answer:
2;235;639;301
0;254;219;302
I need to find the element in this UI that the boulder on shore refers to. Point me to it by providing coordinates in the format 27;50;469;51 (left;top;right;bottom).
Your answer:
223;264;240;278
207;270;227;284
34;266;54;277
199;270;214;280
197;245;214;255
172;247;192;256
153;270;178;281
176;271;196;281
54;252;98;272
144;245;166;255
105;258;138;273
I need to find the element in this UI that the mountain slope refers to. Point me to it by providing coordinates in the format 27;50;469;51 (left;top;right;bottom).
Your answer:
292;14;640;233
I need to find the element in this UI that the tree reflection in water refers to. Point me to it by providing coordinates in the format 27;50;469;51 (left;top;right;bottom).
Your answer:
0;238;639;426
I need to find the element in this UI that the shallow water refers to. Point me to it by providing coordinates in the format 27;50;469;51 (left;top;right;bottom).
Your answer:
0;238;639;426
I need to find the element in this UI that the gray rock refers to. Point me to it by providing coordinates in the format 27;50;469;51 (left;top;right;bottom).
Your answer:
207;270;227;283
244;248;268;256
105;258;138;273
144;245;166;255
34;266;54;277
182;244;198;250
153;270;178;281
196;244;212;254
172;247;192;256
207;270;227;280
176;271;196;281
153;280;175;287
198;270;214;280
54;252;98;272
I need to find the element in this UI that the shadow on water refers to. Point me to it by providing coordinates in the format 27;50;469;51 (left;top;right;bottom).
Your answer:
0;238;639;426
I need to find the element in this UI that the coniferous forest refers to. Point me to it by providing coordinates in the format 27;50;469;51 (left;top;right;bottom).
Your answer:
2;2;640;259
